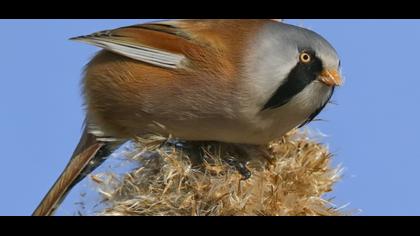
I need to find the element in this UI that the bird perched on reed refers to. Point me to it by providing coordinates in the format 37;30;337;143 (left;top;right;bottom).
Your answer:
33;19;342;216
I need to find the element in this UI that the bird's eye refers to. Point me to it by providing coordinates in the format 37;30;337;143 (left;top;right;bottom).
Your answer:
299;52;312;63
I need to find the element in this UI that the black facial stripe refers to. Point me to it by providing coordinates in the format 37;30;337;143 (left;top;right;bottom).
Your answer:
298;86;334;128
262;53;323;111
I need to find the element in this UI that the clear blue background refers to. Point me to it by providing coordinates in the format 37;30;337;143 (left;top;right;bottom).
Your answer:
1;19;419;216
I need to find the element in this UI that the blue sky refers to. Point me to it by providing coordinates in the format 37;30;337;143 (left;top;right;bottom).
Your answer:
1;19;420;216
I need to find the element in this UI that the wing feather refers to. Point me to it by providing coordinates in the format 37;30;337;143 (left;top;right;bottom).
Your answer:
70;21;197;69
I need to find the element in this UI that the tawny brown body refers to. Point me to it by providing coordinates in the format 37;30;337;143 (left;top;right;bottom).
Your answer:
34;20;267;216
83;20;266;142
33;19;341;216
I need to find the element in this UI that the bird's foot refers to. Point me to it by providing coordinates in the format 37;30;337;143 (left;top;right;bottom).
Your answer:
164;139;252;180
225;156;252;180
168;140;251;180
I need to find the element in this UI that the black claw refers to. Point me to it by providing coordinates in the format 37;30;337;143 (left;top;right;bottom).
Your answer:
226;157;252;180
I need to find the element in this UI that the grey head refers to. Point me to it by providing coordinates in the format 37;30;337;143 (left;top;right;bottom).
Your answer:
261;21;340;70
244;21;342;111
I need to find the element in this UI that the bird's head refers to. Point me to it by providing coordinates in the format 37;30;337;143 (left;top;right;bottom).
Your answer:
245;21;342;110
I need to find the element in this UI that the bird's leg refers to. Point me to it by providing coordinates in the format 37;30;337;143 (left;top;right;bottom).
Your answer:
225;144;252;180
164;139;206;166
224;156;251;180
181;141;206;167
188;142;252;180
186;141;252;180
163;140;252;180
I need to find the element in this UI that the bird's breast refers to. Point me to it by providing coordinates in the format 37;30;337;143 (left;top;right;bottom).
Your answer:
83;51;332;145
238;81;333;144
151;81;333;145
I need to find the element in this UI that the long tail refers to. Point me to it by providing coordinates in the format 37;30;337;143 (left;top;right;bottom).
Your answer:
32;127;120;216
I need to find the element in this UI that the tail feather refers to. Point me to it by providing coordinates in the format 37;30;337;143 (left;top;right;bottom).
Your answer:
33;127;117;216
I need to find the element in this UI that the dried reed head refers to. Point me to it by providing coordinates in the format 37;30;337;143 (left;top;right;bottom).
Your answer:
90;130;344;216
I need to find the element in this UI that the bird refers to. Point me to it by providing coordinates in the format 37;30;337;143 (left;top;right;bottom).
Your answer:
32;19;342;216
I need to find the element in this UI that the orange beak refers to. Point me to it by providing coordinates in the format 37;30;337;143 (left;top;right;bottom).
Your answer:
318;69;342;87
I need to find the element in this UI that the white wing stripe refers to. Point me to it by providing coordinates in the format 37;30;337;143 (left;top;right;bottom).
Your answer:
81;38;186;69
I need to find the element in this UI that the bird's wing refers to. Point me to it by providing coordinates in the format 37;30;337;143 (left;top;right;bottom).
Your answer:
70;20;272;72
70;20;206;69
